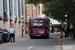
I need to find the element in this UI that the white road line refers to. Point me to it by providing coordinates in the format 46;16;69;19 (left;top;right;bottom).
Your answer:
28;46;34;49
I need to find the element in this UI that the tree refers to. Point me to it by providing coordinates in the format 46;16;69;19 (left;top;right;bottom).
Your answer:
27;0;73;23
27;0;75;39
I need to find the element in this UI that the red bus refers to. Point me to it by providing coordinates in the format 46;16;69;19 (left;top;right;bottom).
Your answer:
29;17;50;38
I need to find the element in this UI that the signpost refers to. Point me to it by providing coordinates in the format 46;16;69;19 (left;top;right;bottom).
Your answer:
10;23;14;28
21;16;23;37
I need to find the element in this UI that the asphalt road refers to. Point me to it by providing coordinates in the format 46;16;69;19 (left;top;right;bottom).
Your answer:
0;32;62;50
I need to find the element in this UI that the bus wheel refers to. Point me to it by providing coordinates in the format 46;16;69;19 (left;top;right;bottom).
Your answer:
31;37;33;39
46;36;49;39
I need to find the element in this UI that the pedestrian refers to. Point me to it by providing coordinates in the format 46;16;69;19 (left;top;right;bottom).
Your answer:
69;24;73;37
25;28;28;38
62;25;64;31
9;26;15;42
67;24;70;37
64;24;68;37
50;26;52;33
25;28;28;35
60;30;65;38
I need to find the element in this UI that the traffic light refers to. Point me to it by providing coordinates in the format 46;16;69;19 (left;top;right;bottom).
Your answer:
65;15;67;17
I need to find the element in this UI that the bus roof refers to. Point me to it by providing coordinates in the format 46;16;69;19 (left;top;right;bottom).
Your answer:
30;17;48;20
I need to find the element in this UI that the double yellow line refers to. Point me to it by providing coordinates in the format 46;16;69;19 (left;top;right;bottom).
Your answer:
56;39;63;50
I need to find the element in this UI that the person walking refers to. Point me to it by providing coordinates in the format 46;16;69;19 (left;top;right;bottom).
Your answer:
70;24;73;37
25;28;28;34
50;26;52;33
67;24;70;37
25;28;28;37
9;26;15;42
64;24;68;37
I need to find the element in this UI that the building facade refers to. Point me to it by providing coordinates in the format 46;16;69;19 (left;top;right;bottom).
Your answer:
0;0;44;37
24;0;44;33
0;0;25;37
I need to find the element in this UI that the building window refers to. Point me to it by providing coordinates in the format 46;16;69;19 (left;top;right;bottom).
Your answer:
3;0;7;17
22;0;24;16
9;0;13;15
18;0;21;17
14;0;17;16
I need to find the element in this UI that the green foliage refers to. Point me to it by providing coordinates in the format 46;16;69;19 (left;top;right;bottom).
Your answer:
27;0;74;22
43;0;73;22
73;0;75;2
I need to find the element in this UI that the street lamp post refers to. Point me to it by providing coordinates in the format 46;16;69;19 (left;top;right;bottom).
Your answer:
21;16;23;37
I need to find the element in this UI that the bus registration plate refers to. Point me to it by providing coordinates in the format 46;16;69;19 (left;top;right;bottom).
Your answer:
37;35;41;37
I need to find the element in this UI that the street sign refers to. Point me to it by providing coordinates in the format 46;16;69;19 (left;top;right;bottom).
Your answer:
22;25;25;30
10;23;14;28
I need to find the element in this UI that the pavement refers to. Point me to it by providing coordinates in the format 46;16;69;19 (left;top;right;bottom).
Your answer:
0;32;61;50
0;34;29;48
62;37;75;50
51;32;75;50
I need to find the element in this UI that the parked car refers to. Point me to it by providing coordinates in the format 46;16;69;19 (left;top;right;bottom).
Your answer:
0;29;10;42
0;33;2;43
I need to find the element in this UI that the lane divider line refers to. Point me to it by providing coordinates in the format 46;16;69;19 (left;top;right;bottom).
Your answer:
56;39;63;50
28;46;34;50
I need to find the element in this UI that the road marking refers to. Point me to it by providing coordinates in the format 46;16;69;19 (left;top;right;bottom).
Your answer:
56;39;62;50
22;38;29;41
22;39;27;41
28;46;34;49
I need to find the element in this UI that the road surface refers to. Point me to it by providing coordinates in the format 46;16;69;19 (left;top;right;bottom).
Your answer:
0;32;62;50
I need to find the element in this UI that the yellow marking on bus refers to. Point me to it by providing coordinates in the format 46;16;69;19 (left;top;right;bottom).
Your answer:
37;35;41;37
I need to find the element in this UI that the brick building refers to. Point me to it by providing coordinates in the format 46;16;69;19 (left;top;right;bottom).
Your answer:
24;0;44;33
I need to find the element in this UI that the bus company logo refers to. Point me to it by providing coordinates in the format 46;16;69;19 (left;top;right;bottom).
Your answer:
33;30;39;33
39;30;45;34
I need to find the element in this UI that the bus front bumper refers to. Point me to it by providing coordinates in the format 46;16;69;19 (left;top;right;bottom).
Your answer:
29;34;49;37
